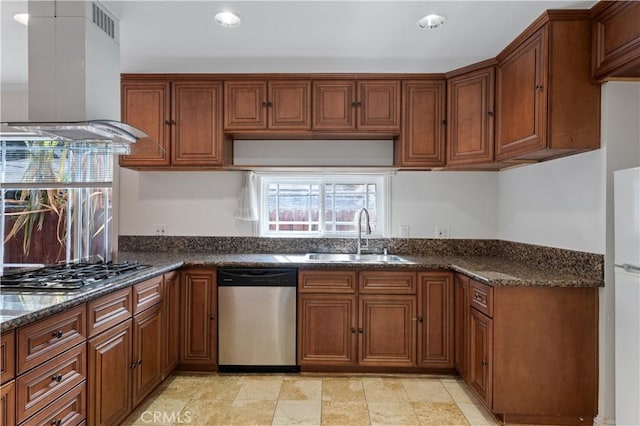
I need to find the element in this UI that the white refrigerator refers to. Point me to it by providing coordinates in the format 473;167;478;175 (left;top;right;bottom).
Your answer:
615;167;640;425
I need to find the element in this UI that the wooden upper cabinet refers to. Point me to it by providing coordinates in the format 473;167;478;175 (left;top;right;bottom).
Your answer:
121;79;226;168
269;81;311;130
496;29;546;161
224;81;267;129
396;80;446;167
496;12;600;162
357;80;401;131
225;80;311;130
120;80;171;167
313;80;400;132
447;67;495;166
313;81;356;130
172;82;224;166
592;1;640;81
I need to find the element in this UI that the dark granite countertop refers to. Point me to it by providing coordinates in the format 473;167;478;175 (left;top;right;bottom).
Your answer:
1;251;603;333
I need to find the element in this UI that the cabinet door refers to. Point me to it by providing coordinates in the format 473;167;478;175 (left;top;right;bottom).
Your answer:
447;68;495;165
469;308;493;408
180;269;217;369
359;295;416;367
224;81;267;130
313;81;356;130
454;275;470;379
357;80;400;131
397;80;446;167
1;331;15;384
172;82;224;166
592;1;640;80
298;294;357;366
496;28;547;161
88;319;132;426
120;80;171;167
0;381;15;426
268;81;311;130
162;271;180;379
417;273;454;368
132;304;163;406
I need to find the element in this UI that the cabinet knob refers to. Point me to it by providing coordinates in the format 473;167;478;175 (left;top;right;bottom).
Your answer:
51;420;62;426
535;84;543;90
51;374;63;383
130;361;137;369
358;328;364;334
441;120;447;125
351;327;357;334
210;315;216;320
481;360;488;366
351;101;358;107
487;111;494;117
52;330;63;339
416;316;423;323
262;101;268;107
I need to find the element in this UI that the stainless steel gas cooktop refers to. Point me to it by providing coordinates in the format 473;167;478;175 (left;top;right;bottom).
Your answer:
0;261;149;290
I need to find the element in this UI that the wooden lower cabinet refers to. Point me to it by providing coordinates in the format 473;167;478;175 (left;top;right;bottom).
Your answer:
162;271;180;378
469;308;493;407
417;273;454;368
180;269;217;370
132;304;163;406
359;295;416;367
1;332;15;385
0;380;15;426
461;280;598;424
88;319;132;426
453;274;470;379
298;294;357;366
26;382;85;426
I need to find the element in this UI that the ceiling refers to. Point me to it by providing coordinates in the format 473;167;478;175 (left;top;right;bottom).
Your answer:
1;0;596;88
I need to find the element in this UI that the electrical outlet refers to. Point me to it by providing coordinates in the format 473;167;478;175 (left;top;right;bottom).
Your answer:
154;224;167;236
436;226;450;238
400;225;410;238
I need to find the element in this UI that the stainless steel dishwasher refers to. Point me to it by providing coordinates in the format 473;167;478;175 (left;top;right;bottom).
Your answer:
217;268;298;372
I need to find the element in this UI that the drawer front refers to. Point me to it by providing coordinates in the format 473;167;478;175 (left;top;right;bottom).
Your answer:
18;305;87;374
87;288;133;338
22;382;85;426
133;275;163;314
469;280;493;317
359;271;417;294
299;270;357;293
1;331;15;384
17;344;86;423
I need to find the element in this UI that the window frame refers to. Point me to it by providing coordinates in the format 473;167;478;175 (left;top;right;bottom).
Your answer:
257;173;391;238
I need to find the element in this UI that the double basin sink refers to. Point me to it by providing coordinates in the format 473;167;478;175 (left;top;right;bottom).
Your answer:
302;253;411;264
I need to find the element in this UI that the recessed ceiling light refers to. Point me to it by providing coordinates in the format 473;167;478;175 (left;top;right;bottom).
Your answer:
13;13;29;26
417;13;447;29
215;11;241;28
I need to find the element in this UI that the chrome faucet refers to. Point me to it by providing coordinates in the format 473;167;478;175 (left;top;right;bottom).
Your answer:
356;208;372;255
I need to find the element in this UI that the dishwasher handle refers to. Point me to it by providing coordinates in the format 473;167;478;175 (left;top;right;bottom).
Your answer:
217;268;297;286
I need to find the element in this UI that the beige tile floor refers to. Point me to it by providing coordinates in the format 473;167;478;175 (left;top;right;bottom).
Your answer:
123;373;501;426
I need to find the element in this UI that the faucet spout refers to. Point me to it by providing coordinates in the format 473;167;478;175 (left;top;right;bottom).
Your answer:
356;208;371;255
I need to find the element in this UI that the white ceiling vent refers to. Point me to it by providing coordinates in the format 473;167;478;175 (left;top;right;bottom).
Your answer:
92;2;115;40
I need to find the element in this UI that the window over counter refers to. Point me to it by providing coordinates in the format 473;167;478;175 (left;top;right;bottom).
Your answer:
257;174;390;238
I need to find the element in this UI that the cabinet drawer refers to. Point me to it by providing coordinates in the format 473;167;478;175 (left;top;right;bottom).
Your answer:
1;331;15;384
469;280;493;317
133;275;163;314
16;343;86;423
22;382;85;426
299;270;357;293
17;305;86;374
87;288;133;338
359;271;417;294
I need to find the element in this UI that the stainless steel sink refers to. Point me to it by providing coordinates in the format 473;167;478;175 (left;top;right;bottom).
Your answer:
304;253;411;264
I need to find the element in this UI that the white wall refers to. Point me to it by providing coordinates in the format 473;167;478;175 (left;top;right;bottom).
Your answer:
118;168;499;239
0;84;28;121
498;150;606;253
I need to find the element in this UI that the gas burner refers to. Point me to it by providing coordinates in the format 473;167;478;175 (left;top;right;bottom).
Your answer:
0;261;150;290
